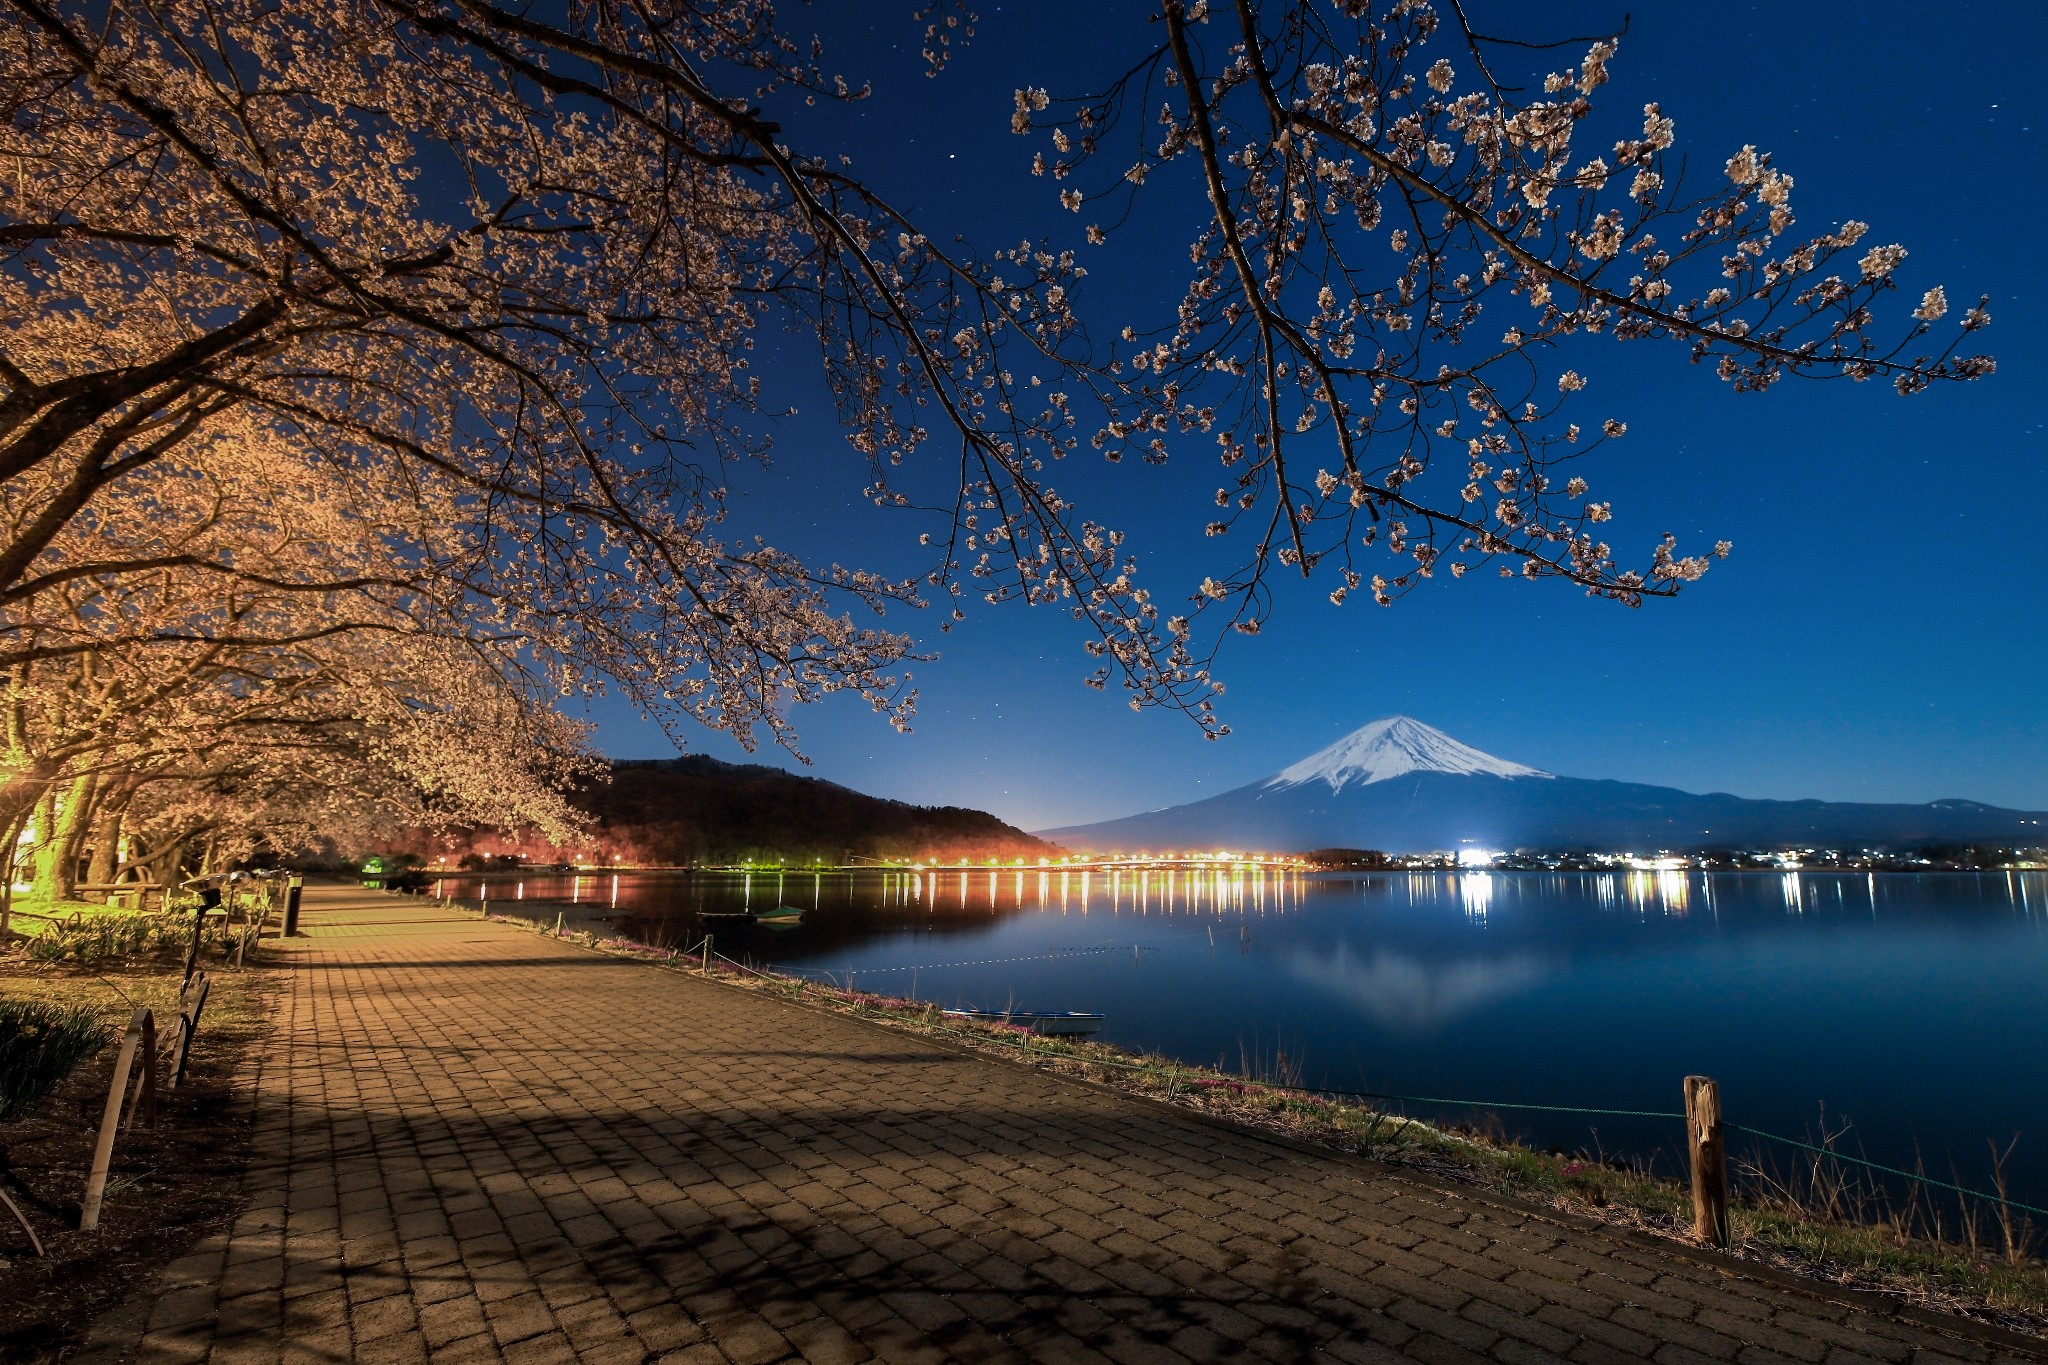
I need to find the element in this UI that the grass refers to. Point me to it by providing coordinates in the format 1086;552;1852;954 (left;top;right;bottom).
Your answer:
475;901;2048;1336
0;901;109;939
0;998;109;1123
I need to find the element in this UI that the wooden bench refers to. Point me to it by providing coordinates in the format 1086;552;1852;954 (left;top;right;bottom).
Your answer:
72;881;168;912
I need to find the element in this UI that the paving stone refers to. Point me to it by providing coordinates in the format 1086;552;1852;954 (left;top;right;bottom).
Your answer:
82;889;2046;1365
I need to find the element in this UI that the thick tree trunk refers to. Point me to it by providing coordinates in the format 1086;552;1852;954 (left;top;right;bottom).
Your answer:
135;824;212;888
29;772;92;900
85;802;122;886
55;769;98;896
23;785;57;902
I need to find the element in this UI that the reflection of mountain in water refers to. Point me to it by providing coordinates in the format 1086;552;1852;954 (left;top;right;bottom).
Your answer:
1284;942;1555;1033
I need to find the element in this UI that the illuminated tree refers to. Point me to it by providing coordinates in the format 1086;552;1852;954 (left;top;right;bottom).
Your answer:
0;0;1991;787
0;441;592;894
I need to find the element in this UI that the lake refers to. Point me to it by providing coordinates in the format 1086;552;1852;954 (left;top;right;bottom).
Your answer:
431;866;2048;1208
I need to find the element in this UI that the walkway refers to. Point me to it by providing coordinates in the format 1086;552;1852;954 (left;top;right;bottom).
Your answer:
84;889;2043;1364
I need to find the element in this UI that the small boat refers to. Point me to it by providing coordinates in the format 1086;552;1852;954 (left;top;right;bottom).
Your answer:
699;905;806;925
942;1007;1105;1036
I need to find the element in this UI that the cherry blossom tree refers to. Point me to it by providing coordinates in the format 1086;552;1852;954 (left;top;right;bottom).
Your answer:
1;607;595;899
0;437;597;901
0;0;1993;799
999;0;1991;726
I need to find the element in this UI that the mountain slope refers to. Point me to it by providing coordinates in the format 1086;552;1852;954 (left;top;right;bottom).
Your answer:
1037;718;2048;854
585;756;1058;864
1268;715;1550;790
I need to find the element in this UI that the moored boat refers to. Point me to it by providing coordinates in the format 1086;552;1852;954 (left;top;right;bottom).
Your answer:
700;905;806;925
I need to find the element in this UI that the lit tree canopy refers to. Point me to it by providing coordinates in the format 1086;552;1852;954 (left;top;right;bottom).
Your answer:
0;0;1993;780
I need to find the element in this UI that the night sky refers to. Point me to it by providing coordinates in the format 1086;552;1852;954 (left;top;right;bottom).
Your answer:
583;2;2048;833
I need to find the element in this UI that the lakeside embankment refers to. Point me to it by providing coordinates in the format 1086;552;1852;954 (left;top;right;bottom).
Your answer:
439;865;2048;1222
465;894;2048;1338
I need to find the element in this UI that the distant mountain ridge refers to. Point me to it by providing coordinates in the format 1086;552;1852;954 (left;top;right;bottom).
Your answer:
1037;718;2048;854
585;755;1057;864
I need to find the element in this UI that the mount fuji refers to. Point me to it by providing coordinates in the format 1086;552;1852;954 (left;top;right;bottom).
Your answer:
1035;717;2048;854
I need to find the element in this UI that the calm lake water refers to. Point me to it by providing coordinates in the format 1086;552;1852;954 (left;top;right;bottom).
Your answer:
432;867;2048;1206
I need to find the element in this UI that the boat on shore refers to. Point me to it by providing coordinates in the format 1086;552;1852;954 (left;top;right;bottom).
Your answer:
942;1007;1105;1036
699;905;806;926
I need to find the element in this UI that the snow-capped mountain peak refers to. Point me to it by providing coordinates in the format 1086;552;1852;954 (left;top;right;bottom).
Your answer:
1264;717;1549;794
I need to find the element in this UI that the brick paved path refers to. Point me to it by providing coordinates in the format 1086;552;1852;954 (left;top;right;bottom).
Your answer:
86;889;2043;1364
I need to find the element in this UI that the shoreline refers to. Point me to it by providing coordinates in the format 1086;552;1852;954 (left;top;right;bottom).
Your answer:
457;895;2048;1339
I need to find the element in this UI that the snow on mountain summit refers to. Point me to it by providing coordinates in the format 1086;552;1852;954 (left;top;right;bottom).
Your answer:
1264;717;1550;793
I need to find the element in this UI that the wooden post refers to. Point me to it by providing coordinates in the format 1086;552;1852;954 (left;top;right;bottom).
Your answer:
174;972;210;1087
0;1186;43;1257
1684;1075;1730;1249
120;1011;157;1131
702;934;713;975
81;1009;154;1231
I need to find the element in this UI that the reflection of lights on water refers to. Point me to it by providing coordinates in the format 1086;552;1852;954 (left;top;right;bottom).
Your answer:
1781;872;1804;914
1458;871;1493;919
558;865;1308;923
1624;870;1689;914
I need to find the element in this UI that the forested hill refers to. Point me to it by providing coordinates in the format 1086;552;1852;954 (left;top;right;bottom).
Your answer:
578;756;1057;865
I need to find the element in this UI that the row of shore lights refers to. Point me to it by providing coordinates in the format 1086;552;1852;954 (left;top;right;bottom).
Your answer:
433;851;1304;871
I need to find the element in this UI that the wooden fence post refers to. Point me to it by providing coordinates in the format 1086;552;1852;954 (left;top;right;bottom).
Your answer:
174;972;210;1087
1684;1074;1730;1249
119;1011;157;1131
81;1008;154;1231
702;934;713;975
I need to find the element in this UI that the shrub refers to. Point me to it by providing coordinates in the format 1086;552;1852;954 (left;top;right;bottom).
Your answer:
0;996;110;1122
24;912;234;966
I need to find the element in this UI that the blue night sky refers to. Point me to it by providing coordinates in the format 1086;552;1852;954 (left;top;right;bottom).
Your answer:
582;2;2048;833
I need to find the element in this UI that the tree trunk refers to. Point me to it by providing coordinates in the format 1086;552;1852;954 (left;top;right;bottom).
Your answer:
55;769;98;897
85;802;122;886
136;824;212;888
0;810;23;938
29;772;92;901
23;785;58;902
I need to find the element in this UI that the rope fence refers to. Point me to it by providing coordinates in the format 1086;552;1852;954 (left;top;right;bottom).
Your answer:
473;905;2048;1245
703;947;2048;1227
1725;1122;2048;1219
771;943;1162;979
